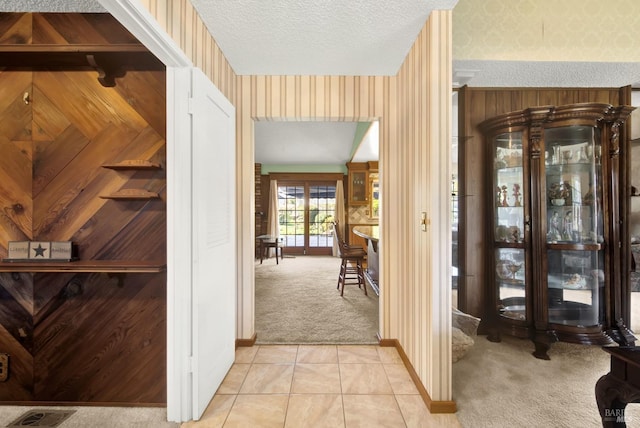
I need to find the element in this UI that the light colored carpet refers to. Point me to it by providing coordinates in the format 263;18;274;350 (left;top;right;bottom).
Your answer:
453;334;640;428
255;255;379;344
0;406;176;427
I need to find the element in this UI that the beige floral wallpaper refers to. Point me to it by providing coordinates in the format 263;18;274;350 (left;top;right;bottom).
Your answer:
453;0;640;61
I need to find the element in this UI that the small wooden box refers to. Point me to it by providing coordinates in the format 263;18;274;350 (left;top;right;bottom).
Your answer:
6;241;75;261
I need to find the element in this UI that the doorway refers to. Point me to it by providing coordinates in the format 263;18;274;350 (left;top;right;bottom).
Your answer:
253;121;380;345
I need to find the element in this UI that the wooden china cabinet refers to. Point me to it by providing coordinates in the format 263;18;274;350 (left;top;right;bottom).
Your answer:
347;162;370;205
480;103;635;359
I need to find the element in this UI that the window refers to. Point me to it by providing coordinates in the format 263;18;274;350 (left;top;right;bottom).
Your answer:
277;182;336;255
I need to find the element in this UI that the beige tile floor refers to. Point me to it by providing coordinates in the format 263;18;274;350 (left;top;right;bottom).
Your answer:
182;344;461;428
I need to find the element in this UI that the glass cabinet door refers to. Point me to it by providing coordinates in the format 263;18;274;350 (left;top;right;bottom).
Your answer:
544;125;604;327
349;171;367;204
492;131;526;321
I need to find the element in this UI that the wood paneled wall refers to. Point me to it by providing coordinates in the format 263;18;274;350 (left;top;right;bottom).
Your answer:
458;87;629;326
0;13;166;404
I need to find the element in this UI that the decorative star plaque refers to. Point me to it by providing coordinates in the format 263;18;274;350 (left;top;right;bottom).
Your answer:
5;241;76;261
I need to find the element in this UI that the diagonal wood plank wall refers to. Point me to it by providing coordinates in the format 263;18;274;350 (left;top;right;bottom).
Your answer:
0;13;167;404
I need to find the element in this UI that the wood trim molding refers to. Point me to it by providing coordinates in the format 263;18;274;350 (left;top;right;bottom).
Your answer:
378;338;457;414
236;333;257;348
268;172;345;182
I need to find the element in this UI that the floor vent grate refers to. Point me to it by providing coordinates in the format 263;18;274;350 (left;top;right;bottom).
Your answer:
6;410;76;427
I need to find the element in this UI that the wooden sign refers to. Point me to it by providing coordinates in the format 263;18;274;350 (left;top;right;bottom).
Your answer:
6;241;75;261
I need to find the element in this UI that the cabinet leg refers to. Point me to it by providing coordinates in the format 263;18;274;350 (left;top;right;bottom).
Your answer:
531;330;557;360
532;341;551;360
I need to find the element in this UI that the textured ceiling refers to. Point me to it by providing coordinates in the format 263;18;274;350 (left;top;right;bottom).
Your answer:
254;122;360;165
0;0;104;12
189;0;458;76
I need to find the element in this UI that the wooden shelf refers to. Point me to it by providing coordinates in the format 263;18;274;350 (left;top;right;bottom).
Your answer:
0;44;164;87
0;260;166;273
102;160;162;170
0;44;159;67
100;189;160;200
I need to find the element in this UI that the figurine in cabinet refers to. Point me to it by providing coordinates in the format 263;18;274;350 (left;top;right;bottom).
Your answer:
501;185;508;207
513;183;522;207
548;212;561;242
562;211;573;241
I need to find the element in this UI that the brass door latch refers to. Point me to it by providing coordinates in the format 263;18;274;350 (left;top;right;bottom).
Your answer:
421;212;430;231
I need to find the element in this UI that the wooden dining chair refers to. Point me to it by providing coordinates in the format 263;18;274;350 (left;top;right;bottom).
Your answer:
332;222;367;296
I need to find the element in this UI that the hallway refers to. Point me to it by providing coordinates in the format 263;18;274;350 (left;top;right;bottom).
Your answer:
182;344;461;427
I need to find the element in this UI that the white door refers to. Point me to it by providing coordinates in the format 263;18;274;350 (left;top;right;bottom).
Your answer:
191;67;236;419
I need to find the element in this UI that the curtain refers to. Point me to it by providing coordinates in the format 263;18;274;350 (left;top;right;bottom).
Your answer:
266;179;279;256
333;180;345;256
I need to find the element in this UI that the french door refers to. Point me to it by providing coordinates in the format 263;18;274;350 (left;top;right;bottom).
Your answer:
278;181;336;255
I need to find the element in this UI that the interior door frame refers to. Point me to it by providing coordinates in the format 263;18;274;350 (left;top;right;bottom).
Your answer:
98;0;195;423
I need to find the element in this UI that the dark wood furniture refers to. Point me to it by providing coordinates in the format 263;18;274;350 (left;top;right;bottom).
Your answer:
596;347;640;427
479;103;634;359
353;225;380;295
257;235;283;264
457;87;631;327
333;222;367;296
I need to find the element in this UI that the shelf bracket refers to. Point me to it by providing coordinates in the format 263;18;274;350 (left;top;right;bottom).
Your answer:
86;54;124;87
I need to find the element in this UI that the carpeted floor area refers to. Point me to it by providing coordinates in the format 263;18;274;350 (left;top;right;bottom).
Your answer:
0;406;176;427
453;334;640;428
255;255;379;344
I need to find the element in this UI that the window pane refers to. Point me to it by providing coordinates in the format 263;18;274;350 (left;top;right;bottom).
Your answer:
308;185;336;248
278;186;305;248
